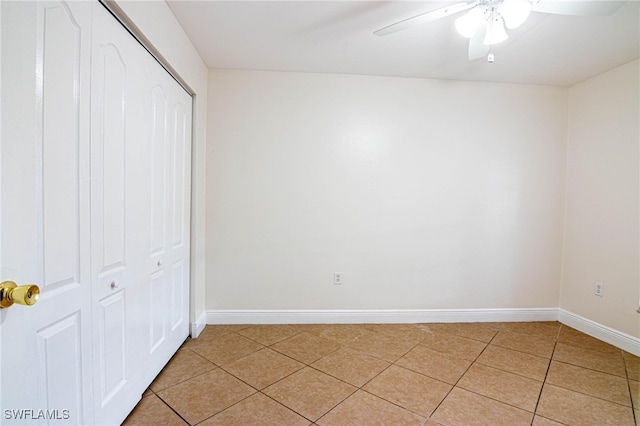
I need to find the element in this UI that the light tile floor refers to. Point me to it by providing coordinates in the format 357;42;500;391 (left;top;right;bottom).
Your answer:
123;322;640;426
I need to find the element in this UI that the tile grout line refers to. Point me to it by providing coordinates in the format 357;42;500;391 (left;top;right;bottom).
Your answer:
257;390;319;424
222;328;356;424
235;326;305;348
261;326;431;422
529;337;556;424
306;330;424;423
528;324;636;425
153;391;196;426
186;328;312;425
313;330;436;424
154;330;294;425
549;358;631;380
262;340;354;425
551;326;636;412
149;349;220;395
357;324;545;422
334;337;427;420
351;330;457;421
421;324;502;423
425;323;580;423
155;346;259;425
541;369;636;410
189;391;261;425
622;351;639;426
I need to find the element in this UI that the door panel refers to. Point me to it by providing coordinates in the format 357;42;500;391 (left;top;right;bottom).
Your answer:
169;89;191;341
171;260;185;330
35;314;83;420
96;291;126;405
1;1;93;424
171;103;188;249
150;271;167;354
41;3;82;290
94;43;127;274
150;86;168;259
90;4;150;424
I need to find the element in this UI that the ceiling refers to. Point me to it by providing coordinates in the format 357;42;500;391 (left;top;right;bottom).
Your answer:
166;0;640;87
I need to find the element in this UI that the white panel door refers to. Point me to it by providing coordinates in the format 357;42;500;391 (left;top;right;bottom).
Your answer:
166;82;192;351
144;59;192;387
90;4;191;424
0;1;94;425
90;4;152;425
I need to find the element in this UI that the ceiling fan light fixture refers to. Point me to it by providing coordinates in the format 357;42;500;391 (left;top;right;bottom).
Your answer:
483;15;509;45
499;0;531;29
374;0;625;63
455;6;485;38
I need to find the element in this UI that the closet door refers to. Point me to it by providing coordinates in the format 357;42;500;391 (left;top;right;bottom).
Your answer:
90;4;151;424
90;3;191;424
145;61;192;387
1;2;191;424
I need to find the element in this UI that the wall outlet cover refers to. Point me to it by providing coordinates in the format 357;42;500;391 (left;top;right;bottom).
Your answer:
595;281;604;297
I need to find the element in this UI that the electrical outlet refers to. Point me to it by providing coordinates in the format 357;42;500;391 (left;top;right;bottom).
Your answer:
333;272;342;285
595;281;604;297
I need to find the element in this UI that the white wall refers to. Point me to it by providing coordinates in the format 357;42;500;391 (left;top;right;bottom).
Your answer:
113;0;208;334
561;59;639;338
206;70;568;311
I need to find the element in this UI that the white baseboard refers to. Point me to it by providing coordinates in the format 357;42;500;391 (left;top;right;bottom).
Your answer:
206;308;558;326
558;309;640;356
203;308;640;356
190;311;207;338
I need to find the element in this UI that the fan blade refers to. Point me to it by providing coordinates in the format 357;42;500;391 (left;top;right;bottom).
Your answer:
468;25;490;60
374;2;476;36
531;0;625;16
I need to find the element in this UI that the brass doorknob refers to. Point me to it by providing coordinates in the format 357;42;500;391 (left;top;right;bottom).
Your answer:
0;281;40;309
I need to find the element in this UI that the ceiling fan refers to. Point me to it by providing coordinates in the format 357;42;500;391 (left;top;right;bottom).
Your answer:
374;0;626;62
